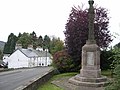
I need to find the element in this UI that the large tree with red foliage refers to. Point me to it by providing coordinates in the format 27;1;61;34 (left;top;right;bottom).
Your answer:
64;6;112;70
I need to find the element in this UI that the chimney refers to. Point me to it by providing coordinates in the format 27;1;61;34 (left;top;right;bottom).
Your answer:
15;44;22;49
28;45;33;50
45;49;49;52
36;46;43;51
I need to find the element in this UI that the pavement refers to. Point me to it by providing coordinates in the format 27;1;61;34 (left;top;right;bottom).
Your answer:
51;76;105;90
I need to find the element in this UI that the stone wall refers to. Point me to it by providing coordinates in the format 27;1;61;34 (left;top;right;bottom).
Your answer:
15;69;54;90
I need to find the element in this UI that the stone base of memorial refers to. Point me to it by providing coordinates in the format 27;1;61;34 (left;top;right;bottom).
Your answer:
69;74;107;87
69;41;107;87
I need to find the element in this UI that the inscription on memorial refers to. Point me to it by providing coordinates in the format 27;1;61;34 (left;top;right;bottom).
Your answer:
87;52;94;65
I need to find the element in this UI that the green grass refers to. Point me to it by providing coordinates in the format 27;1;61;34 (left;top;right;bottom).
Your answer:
37;72;78;90
101;69;112;77
38;82;63;90
38;70;111;90
52;72;78;80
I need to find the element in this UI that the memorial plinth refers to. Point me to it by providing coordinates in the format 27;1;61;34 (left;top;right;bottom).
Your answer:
68;0;107;87
69;41;107;87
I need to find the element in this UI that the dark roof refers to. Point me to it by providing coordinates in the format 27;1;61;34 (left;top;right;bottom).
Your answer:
18;48;52;58
19;49;38;58
33;50;52;57
3;54;10;57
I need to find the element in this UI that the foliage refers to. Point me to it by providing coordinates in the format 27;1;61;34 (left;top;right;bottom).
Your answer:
110;48;120;69
101;70;111;77
64;6;112;71
53;50;74;73
105;65;120;90
50;37;64;55
43;35;51;50
4;31;64;55
37;35;43;47
114;40;120;48
3;33;18;54
18;32;22;38
17;32;43;49
108;47;120;76
0;41;5;51
30;31;37;49
17;31;64;54
105;47;120;90
100;50;114;70
0;49;3;59
17;32;32;48
114;43;120;48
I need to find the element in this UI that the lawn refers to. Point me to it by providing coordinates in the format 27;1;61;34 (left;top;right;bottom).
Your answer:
37;70;111;90
101;69;112;77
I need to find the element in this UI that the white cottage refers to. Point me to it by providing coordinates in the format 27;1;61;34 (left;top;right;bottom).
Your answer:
34;49;52;66
4;45;52;69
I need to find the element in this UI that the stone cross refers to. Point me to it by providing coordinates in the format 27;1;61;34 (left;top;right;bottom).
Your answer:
87;0;96;44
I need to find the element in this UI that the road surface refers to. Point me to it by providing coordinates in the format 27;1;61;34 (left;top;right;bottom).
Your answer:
0;67;53;90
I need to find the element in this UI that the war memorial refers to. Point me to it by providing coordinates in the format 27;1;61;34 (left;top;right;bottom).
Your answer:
69;0;107;87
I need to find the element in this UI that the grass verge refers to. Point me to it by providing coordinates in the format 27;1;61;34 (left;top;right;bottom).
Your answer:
38;70;111;90
101;69;112;77
37;72;78;90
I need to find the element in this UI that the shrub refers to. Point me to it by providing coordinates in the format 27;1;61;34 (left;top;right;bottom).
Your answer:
53;50;74;73
105;65;120;90
100;50;114;70
105;48;120;90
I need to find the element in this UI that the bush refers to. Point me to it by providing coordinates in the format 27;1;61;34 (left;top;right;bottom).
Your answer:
53;50;74;73
100;50;114;70
105;65;120;90
105;47;120;90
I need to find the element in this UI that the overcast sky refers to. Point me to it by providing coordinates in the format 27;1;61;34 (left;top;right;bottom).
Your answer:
0;0;120;46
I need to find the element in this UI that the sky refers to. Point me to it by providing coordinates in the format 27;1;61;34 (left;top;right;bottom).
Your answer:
0;0;120;46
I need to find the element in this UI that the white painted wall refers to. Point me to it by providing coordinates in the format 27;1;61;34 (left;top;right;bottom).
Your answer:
37;57;52;66
28;57;38;67
6;49;52;68
3;55;9;59
8;50;28;68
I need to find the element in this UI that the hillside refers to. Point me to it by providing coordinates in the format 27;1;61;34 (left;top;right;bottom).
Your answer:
0;41;5;51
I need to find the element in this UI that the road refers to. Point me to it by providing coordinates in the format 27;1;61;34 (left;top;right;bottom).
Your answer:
0;67;53;90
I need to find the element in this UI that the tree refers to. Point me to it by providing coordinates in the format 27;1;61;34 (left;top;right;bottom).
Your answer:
18;32;22;39
105;48;120;90
17;32;32;48
43;35;51;50
114;42;120;48
53;50;74;73
37;35;43;47
64;6;112;70
100;50;114;70
3;33;18;54
0;49;3;60
50;37;64;55
30;31;37;49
